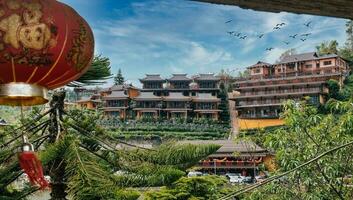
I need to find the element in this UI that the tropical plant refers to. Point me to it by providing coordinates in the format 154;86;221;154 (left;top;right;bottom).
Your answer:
220;100;353;200
145;175;228;200
68;55;112;87
316;40;339;55
0;92;220;200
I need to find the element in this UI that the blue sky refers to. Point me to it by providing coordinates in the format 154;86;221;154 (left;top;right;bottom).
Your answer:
61;0;348;86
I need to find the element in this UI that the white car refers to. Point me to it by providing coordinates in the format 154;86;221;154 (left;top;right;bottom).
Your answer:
187;171;203;177
229;175;245;184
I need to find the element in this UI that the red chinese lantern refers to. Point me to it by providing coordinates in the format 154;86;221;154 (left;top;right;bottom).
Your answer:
0;0;94;106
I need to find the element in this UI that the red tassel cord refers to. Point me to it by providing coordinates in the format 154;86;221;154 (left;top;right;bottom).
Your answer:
18;148;49;189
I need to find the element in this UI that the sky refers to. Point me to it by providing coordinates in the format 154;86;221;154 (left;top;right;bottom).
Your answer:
60;0;349;86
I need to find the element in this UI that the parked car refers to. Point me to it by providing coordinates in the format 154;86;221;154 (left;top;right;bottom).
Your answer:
187;171;203;177
229;175;246;184
242;176;253;183
225;173;240;179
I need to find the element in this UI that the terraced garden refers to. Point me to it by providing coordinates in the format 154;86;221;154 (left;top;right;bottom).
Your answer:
100;120;230;140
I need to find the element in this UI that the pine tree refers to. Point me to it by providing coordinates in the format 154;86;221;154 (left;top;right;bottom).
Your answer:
114;68;125;85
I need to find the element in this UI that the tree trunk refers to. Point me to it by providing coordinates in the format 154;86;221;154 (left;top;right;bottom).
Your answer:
48;90;68;200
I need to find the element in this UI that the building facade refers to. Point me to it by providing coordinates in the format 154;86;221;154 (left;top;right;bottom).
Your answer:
138;73;222;120
231;52;349;119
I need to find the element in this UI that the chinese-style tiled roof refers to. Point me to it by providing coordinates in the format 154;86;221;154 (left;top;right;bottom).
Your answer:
194;73;221;81
102;91;129;100
276;52;318;64
179;140;268;157
192;93;220;102
317;53;339;60
133;92;162;101
164;92;191;101
167;74;192;82
140;74;165;82
248;61;272;69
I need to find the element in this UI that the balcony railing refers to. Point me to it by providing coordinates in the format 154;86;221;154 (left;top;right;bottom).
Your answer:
198;160;261;169
234;70;346;83
237;88;322;97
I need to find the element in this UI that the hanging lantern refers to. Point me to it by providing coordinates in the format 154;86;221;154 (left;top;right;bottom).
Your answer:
0;0;94;106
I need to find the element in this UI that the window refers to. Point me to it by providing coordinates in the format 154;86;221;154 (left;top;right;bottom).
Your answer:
277;68;281;73
323;61;332;66
305;64;312;68
254;69;261;73
316;63;320;68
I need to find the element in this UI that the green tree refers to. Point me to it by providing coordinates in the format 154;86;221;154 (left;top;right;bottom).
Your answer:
69;55;112;87
145;175;228;200
114;68;125;85
278;48;297;62
326;79;341;100
0;103;220;200
225;100;353;200
316;40;339;55
218;82;230;123
345;20;353;51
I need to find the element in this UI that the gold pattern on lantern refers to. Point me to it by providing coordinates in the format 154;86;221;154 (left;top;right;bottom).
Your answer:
0;1;57;51
6;0;21;10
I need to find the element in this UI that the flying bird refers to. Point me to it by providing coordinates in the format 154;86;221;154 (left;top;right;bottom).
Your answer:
301;38;307;42
225;20;233;24
276;22;286;26
304;21;312;27
283;41;290;45
273;26;281;30
258;34;264;38
266;47;274;51
289;34;298;38
227;31;235;35
240;36;247;39
234;33;241;37
301;33;312;37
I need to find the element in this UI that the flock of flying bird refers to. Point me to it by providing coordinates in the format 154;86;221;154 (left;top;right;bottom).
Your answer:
225;20;313;51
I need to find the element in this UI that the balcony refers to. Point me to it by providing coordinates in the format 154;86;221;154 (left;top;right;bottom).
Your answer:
197;160;261;169
234;69;345;84
236;98;301;108
235;88;322;99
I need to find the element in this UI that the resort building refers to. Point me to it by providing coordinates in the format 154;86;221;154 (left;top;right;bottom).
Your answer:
164;92;192;120
75;93;101;110
182;140;275;176
74;73;223;120
231;52;349;119
193;93;221;120
138;73;222;120
133;92;163;119
101;85;140;119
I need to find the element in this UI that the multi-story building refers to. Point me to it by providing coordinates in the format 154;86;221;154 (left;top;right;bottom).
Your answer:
231;52;349;119
75;73;223;120
139;73;222;120
101;85;140;119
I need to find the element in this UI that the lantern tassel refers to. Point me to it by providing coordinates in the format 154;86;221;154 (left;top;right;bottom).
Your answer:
18;142;49;189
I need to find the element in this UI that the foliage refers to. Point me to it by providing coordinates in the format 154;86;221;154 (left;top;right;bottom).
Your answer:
114;68;125;85
278;48;297;62
326;79;342;100
235;100;353;200
69;55;112;87
218;82;230;123
0;107;220;200
145;175;228;200
316;40;339;55
99;119;230;140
